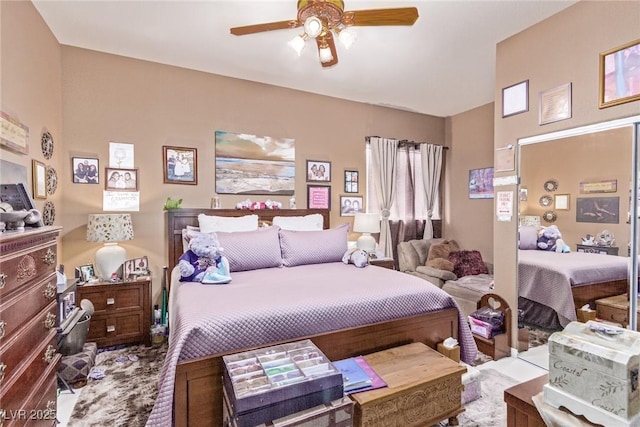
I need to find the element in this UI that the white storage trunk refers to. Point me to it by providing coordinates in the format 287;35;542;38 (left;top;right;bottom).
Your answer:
544;321;640;426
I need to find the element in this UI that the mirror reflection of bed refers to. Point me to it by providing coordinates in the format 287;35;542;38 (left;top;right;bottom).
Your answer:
516;116;640;369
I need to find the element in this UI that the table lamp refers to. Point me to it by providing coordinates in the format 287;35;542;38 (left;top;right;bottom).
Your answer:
86;213;134;280
353;212;380;253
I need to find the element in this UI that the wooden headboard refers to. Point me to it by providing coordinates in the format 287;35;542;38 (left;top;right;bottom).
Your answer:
165;208;330;272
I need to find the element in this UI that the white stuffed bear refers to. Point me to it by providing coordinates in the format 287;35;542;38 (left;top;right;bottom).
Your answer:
342;249;369;268
178;233;232;283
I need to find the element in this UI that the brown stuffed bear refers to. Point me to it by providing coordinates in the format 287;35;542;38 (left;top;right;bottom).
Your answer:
425;240;460;272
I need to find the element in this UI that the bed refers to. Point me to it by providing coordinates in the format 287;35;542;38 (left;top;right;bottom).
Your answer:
147;208;477;427
518;249;629;329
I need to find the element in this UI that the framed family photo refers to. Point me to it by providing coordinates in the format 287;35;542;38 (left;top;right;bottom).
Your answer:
72;157;99;184
599;38;640;109
340;195;363;217
78;264;95;282
105;167;138;191
123;256;150;281
306;160;331;182
163;146;197;185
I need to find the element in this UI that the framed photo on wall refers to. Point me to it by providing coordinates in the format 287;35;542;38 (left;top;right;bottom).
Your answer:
72;157;99;184
163;146;197;185
502;80;529;118
306;160;331;182
32;160;46;199
340;195;363;216
344;170;358;193
576;197;619;224
105;167;138;191
307;185;331;209
599;38;640;109
468;167;494;199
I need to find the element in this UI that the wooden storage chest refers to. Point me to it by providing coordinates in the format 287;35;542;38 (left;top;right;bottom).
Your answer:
349;342;466;427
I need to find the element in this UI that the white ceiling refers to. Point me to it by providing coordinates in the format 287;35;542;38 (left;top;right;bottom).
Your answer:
32;0;577;117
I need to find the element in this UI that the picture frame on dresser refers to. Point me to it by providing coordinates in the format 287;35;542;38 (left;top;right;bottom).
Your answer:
78;263;95;283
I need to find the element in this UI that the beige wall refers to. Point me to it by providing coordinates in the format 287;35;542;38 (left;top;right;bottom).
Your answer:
494;0;640;344
59;47;446;303
0;1;62;228
446;103;495;262
520;127;633;252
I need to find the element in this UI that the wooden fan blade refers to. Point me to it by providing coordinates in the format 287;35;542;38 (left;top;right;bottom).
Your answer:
343;7;419;27
230;20;300;36
317;32;338;68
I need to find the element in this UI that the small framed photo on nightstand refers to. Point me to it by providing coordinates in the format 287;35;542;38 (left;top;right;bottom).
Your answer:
78;264;95;283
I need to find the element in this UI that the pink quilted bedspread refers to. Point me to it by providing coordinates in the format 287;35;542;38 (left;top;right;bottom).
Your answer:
146;262;477;426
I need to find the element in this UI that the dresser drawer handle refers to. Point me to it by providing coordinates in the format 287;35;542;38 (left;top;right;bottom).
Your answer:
0;321;5;339
0;363;6;385
107;298;115;305
44;312;57;329
43;282;56;299
43;345;57;364
107;325;116;333
42;248;56;266
0;272;6;289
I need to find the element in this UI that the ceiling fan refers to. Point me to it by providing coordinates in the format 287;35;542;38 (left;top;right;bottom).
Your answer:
230;0;419;68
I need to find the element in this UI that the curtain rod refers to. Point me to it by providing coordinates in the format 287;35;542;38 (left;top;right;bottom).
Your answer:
365;136;448;149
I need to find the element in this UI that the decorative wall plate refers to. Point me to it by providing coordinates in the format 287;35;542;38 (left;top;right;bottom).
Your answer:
539;195;553;207
41;131;54;160
543;210;557;223
46;167;58;195
43;201;55;225
543;179;558;192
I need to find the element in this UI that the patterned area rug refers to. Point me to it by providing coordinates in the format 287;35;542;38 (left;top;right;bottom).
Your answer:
67;343;167;427
67;342;525;426
435;368;519;426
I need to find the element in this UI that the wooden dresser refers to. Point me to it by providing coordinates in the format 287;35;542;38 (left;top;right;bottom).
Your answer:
77;279;151;348
0;226;62;426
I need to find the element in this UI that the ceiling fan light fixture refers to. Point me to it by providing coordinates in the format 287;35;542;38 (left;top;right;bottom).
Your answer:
318;45;333;63
337;27;355;49
303;16;323;38
288;34;307;55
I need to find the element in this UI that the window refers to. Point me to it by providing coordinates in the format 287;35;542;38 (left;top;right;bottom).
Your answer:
365;142;440;220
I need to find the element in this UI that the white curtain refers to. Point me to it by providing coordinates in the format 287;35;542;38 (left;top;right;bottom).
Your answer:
420;144;443;239
370;137;398;258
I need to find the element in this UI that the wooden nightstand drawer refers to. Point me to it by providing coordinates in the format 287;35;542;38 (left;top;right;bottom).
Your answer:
77;280;151;347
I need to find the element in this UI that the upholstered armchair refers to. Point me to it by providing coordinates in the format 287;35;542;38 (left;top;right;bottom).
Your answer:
397;238;456;288
397;238;495;317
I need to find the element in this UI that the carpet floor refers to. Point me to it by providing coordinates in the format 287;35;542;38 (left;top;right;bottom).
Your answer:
67;328;550;426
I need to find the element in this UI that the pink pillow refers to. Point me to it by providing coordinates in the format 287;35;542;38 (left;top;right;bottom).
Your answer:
448;250;489;278
216;226;282;272
279;224;349;267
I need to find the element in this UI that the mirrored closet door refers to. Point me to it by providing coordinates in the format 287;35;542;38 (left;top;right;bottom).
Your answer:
516;115;640;369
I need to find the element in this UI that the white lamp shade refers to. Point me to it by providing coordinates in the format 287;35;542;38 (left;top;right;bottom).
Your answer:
353;213;380;233
95;242;127;280
318;47;333;63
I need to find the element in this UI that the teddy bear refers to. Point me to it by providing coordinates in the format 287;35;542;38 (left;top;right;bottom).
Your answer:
178;233;232;283
342;248;369;268
425;240;460;272
537;225;570;253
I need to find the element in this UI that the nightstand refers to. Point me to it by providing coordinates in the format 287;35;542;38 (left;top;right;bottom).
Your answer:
77;279;151;347
576;244;619;256
369;257;395;270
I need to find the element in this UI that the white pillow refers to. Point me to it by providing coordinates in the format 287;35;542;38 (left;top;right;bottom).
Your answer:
272;214;324;231
197;214;259;233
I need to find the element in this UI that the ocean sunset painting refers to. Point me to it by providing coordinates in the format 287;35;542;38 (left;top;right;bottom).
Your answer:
215;131;295;195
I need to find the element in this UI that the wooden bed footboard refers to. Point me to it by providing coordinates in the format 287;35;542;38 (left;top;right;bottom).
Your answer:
572;278;628;310
173;308;460;427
